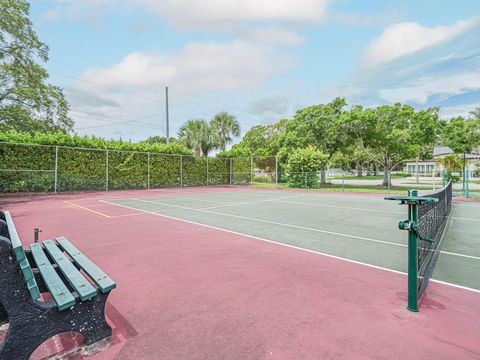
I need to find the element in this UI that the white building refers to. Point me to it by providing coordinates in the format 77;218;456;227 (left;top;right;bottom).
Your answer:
403;146;480;176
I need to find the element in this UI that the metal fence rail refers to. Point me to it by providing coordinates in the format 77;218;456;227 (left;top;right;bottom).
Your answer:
0;142;278;193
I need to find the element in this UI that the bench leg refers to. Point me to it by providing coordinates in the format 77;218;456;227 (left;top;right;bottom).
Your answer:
0;319;56;360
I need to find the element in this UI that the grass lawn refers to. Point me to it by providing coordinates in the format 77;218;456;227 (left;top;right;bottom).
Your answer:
328;174;410;180
251;182;408;194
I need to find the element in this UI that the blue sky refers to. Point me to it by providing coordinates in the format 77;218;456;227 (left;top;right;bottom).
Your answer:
30;0;480;142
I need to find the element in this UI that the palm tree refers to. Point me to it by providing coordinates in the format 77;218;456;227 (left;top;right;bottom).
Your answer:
210;112;241;151
178;119;219;156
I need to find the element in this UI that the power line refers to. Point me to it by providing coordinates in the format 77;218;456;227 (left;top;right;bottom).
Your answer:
73;112;164;130
41;37;283;123
51;71;165;104
35;25;289;129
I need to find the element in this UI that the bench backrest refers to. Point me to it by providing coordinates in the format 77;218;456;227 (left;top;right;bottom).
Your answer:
3;211;41;300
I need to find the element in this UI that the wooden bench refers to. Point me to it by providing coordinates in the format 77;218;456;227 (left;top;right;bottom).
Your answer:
0;211;116;360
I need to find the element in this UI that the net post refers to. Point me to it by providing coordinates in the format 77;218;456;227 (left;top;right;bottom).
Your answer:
105;148;109;192
147;152;150;190
180;155;183;188
54;146;58;193
229;158;232;185
407;189;419;312
342;171;345;192
206;157;209;187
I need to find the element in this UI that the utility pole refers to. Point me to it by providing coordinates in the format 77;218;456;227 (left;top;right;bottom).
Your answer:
165;86;170;144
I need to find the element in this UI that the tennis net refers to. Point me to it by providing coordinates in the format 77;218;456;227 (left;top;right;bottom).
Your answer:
417;180;453;297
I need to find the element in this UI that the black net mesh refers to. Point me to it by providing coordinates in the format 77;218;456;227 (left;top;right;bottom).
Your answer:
417;181;453;297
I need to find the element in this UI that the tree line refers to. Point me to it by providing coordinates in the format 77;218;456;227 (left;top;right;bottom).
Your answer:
220;99;480;186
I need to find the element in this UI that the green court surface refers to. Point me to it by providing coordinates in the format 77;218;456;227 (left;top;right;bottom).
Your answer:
104;189;480;292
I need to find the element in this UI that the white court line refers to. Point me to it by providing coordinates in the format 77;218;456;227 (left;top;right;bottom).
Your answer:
451;216;480;222
274;200;404;215
199;194;305;210
138;195;225;205
452;202;480;207
440;251;480;261
121;198;408;248
101;199;480;294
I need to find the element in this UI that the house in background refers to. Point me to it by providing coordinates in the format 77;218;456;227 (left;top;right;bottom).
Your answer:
403;146;480;176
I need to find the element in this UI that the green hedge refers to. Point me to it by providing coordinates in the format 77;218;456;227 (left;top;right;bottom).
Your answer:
150;154;181;188
108;151;148;190
182;156;207;187
57;147;106;191
207;158;230;185
231;157;251;184
0;143;56;192
0;133;277;192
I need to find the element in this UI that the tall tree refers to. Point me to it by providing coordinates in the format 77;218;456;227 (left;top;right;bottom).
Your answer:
0;0;73;133
410;107;443;183
442;116;480;187
349;104;417;187
143;135;176;144
280;98;349;184
178;119;219;156
469;107;480;121
230;118;287;156
210;112;240;151
443;116;480;154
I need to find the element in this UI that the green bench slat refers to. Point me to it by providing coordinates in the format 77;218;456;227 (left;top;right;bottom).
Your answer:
4;211;41;300
30;243;76;311
43;240;98;301
56;237;116;293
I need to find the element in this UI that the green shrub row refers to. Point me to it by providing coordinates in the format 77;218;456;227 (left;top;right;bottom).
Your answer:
0;142;271;192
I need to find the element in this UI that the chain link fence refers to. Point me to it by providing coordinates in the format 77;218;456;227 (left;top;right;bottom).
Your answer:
0;142;278;193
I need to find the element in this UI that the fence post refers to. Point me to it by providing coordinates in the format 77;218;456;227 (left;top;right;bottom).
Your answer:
106;149;109;192
275;156;278;184
206;157;209;186
342;171;345;192
250;157;253;184
229;158;232;185
54;146;58;193
180;155;183;188
387;170;391;193
432;170;436;191
465;169;469;198
147;152;150;190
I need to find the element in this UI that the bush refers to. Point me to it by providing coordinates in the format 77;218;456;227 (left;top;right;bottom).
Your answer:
285;147;328;188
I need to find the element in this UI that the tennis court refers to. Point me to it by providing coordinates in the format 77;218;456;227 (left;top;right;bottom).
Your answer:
101;186;479;291
2;186;480;359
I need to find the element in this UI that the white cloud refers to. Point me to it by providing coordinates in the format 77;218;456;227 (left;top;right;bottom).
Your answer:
440;104;480;119
67;40;294;140
80;40;293;92
378;72;480;104
248;94;291;116
137;0;328;31
361;18;478;68
240;27;304;46
43;0;328;43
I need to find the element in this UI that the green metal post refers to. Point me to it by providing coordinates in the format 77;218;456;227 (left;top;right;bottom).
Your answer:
407;189;419;312
465;169;469;198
